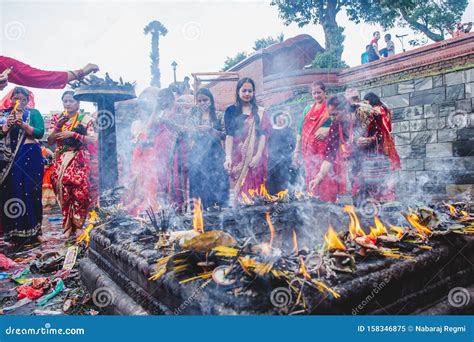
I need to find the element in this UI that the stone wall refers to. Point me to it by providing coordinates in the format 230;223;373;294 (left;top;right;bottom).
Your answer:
358;67;474;198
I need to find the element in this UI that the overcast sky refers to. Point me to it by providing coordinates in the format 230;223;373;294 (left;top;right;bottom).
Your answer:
1;0;473;113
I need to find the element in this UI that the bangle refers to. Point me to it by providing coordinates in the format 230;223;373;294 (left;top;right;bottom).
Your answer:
225;156;231;162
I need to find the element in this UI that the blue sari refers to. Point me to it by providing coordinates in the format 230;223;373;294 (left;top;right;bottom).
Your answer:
0;108;44;243
189;111;229;209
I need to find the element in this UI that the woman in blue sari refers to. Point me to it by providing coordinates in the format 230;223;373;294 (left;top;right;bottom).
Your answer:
0;87;44;245
189;88;229;209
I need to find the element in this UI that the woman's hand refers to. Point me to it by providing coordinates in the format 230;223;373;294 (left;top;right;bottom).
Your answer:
357;137;372;147
308;176;322;193
314;127;329;141
249;154;262;169
82;63;99;76
223;157;232;172
56;131;75;140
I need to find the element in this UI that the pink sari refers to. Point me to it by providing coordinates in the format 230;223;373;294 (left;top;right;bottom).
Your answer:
230;108;270;204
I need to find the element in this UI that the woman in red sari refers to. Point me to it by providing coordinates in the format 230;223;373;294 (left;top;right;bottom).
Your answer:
293;81;338;202
224;78;271;205
48;91;96;239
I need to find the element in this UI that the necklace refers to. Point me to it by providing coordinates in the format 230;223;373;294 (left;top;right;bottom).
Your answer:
61;112;79;132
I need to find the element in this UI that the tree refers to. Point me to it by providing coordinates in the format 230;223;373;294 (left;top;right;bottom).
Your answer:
271;0;349;68
271;0;468;67
253;33;285;51
144;20;168;87
357;0;469;43
221;51;248;71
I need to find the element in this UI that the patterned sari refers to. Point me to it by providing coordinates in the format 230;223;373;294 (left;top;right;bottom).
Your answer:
49;112;95;236
225;106;270;205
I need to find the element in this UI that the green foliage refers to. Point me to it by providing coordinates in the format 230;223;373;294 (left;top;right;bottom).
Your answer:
221;51;248;71
271;0;469;67
312;51;348;69
253;33;285;51
348;0;468;42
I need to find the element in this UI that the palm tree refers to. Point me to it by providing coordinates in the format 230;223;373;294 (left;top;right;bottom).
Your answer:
144;20;168;87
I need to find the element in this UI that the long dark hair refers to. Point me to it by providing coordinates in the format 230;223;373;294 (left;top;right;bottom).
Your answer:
195;87;218;129
364;92;390;114
235;77;260;126
11;86;30;100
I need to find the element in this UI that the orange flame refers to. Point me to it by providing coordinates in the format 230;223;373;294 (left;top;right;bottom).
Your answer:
368;216;388;239
389;225;405;239
192;198;204;234
343;205;366;240
276;189;288;200
12;99;20;112
265;212;276;247
404;211;432;238
292;228;299;255
241;192;253;205
324;225;347;251
460;210;469;217
446;204;458;216
298;256;310;279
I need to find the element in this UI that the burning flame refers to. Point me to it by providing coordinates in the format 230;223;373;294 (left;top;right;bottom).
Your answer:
192;198;204;234
77;223;94;247
292;228;299;255
298;256;341;298
276;189;288;200
343;205;366;240
265;212;276;247
460;210;469;217
368;216;388;239
76;210;99;247
12;99;20;112
324;225;347;251
389;225;405;239
446;203;458;216
241;192;253;205
404;211;432;238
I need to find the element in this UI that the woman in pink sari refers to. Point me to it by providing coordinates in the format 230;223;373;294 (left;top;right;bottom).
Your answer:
151;89;191;210
224;78;270;205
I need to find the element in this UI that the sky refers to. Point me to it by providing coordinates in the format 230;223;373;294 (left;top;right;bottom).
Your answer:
1;0;473;113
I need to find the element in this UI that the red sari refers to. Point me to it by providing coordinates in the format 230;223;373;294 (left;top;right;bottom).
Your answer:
153;112;190;209
49;112;95;236
301;102;338;202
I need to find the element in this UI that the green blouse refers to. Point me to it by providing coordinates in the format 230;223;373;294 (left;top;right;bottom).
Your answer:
0;108;44;140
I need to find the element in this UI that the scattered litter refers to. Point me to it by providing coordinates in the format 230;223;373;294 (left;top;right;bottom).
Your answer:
36;278;64;306
62;246;79;270
17;285;44;300
0;254;17;270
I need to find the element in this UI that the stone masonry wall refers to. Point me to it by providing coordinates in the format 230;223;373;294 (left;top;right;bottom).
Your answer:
360;67;474;198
